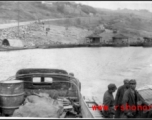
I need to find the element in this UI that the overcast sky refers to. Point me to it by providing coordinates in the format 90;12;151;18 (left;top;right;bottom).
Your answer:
74;1;152;12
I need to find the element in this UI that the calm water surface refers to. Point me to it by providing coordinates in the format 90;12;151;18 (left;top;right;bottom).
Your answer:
0;47;152;102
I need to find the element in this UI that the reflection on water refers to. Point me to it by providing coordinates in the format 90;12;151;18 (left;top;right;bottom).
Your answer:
0;47;152;102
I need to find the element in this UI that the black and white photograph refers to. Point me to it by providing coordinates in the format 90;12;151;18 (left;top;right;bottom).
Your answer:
0;1;151;118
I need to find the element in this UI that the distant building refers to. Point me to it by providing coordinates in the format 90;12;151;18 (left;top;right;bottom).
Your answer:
86;34;102;44
143;37;152;43
143;37;152;46
86;30;129;46
98;30;114;44
112;34;129;45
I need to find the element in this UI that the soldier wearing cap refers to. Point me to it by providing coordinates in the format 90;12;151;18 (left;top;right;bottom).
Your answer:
102;83;117;118
121;79;148;118
115;79;130;118
120;79;138;118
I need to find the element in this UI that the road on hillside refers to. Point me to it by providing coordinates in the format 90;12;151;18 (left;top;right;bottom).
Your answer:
0;17;91;29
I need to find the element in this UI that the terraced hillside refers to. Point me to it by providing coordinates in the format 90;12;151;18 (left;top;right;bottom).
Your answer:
0;22;92;47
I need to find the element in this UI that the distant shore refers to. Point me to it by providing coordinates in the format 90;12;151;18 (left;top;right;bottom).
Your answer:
0;43;151;52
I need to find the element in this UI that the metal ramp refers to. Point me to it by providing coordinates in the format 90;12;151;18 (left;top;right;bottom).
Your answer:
84;96;104;118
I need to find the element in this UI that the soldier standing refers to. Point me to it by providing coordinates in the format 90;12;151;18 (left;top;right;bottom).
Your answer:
102;83;117;118
115;79;130;118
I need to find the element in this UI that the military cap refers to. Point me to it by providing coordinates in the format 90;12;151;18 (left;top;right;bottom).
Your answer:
129;79;136;84
124;79;129;83
108;83;117;90
69;73;74;76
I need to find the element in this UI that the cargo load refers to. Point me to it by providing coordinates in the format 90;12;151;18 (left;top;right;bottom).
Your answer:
13;93;64;118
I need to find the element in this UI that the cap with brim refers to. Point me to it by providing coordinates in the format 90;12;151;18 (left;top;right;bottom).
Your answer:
124;79;129;83
129;79;136;84
108;83;117;90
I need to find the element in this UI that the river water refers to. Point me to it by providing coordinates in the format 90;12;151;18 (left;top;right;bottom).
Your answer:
0;47;152;102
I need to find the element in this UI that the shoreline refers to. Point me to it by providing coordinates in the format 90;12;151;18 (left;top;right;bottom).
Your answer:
0;44;150;52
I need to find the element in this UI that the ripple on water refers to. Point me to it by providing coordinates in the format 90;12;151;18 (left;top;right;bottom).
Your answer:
0;47;152;98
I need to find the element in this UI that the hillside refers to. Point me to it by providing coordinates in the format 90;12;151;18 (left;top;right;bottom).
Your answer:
1;1;152;47
0;22;93;47
0;1;97;23
51;6;152;38
1;1;152;35
96;8;152;37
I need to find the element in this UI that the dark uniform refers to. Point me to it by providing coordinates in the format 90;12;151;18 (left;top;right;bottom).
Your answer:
121;87;139;118
121;80;148;118
115;79;129;118
115;85;127;118
102;84;117;118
